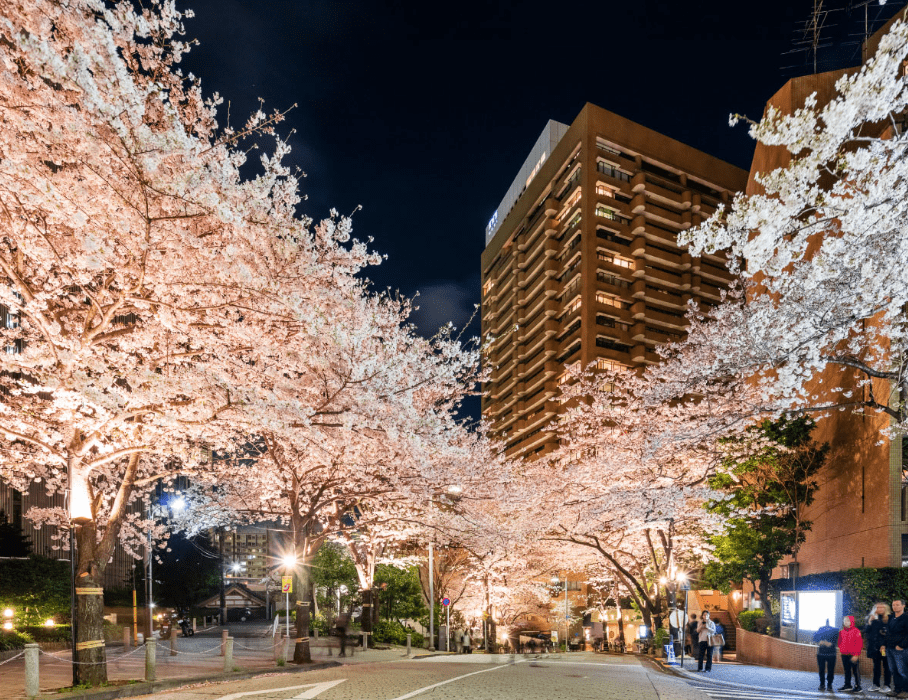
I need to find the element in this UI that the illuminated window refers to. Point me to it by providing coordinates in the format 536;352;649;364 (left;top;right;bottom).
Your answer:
483;279;494;296
564;297;581;315
595;359;626;372
612;257;633;270
596;205;619;221
596;184;614;197
596;293;624;309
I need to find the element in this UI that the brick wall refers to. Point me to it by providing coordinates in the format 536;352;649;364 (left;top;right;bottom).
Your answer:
737;628;875;677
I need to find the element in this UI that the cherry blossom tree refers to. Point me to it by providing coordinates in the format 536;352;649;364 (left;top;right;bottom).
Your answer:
0;0;376;683
676;16;908;432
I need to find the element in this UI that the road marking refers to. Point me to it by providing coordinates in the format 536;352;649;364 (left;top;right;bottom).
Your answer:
386;659;523;699
213;679;346;700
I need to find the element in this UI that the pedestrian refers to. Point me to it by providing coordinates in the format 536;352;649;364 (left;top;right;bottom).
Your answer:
814;617;839;692
886;599;908;698
837;615;863;693
334;611;351;658
712;620;726;663
696;611;716;672
866;602;892;693
463;628;472;654
454;627;463;654
686;618;698;656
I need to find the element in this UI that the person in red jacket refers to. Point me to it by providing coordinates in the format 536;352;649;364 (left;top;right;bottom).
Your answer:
838;614;864;693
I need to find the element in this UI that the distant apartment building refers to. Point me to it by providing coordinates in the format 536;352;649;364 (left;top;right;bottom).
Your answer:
480;103;748;460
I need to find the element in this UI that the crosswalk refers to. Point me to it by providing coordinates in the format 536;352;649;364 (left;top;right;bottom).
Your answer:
683;680;889;700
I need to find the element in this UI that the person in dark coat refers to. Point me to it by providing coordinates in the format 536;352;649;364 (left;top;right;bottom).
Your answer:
813;618;839;691
685;618;698;655
886;599;908;698
334;611;351;657
866;602;893;692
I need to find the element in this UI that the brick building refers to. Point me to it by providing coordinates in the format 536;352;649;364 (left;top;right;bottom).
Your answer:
480;102;747;461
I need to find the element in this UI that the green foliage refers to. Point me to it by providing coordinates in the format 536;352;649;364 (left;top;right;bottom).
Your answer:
309;612;329;635
653;626;670;647
0;511;31;557
737;610;764;632
0;629;34;651
0;556;72;626
704;416;828;603
374;564;427;622
312;544;358;616
372;618;424;646
20;624;71;643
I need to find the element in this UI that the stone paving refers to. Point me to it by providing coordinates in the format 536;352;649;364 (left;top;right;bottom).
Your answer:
138;652;716;700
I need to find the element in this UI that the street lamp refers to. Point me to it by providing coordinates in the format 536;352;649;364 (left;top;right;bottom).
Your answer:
663;569;688;666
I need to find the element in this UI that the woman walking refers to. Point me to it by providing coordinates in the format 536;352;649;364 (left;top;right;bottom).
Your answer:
696;611;716;672
866;602;893;693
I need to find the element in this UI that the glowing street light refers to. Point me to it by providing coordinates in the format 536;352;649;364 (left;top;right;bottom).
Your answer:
2;621;11;631
170;496;186;512
3;608;13;618
282;554;297;569
44;619;55;627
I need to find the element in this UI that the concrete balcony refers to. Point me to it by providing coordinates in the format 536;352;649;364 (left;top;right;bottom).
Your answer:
644;266;682;288
644;307;688;329
632;279;646;298
630;237;647;257
544;196;560;216
631;193;646;215
645;246;684;269
631;171;646;193
643;202;684;229
632;322;646;341
543;299;560;316
543;238;559;257
645;181;690;210
631;300;646;319
632;257;646;278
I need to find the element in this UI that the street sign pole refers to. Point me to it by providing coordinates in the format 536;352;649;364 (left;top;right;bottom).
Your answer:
281;576;293;640
446;604;450;651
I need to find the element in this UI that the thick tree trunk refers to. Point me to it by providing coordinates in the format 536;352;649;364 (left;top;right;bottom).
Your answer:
361;588;374;648
73;522;107;686
292;562;314;664
758;577;773;620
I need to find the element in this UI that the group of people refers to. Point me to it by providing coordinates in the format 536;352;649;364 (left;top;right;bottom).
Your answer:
454;627;474;653
813;599;908;695
686;610;726;672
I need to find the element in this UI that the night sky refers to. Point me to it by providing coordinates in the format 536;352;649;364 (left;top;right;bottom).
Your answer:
180;0;900;339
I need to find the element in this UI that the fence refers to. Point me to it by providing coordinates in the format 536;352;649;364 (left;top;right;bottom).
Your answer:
1;625;369;699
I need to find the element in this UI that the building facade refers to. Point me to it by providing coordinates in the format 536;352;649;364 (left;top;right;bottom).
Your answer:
481;103;748;460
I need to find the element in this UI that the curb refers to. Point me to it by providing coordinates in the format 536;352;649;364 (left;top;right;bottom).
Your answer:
36;661;341;700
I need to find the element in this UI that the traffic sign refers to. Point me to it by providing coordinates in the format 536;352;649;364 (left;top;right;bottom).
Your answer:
442;597;451;607
281;576;293;594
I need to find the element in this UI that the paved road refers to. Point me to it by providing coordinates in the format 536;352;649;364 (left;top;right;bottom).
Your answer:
144;653;714;700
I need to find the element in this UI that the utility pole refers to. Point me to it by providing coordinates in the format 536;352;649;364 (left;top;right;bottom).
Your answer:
219;528;227;626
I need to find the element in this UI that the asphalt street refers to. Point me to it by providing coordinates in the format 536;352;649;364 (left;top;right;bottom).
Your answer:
142;653;715;700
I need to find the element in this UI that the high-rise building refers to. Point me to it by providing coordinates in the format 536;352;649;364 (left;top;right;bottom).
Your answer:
480;103;748;460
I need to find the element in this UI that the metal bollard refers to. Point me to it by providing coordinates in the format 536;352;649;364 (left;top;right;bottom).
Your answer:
220;629;228;656
145;641;156;682
123;625;131;650
223;637;233;672
24;643;38;699
406;633;411;657
170;626;178;656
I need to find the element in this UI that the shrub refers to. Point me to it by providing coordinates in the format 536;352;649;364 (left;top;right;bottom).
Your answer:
653;627;670;647
0;630;34;651
373;619;424;646
737;610;764;632
309;613;329;636
20;625;70;643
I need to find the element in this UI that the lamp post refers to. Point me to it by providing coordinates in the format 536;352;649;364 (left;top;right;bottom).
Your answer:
661;570;687;666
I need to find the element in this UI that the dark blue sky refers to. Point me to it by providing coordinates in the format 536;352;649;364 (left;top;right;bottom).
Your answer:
180;0;898;340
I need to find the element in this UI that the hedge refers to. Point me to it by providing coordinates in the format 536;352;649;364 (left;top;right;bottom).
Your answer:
0;630;33;651
768;567;908;626
373;619;424;647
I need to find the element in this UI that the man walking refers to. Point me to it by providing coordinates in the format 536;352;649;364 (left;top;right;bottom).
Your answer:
886;599;908;698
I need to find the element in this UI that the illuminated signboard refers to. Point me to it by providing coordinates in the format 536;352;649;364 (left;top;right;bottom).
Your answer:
798;591;837;631
781;593;796;626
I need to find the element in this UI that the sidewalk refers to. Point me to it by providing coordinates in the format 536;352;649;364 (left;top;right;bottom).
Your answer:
0;637;419;699
665;654;892;696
